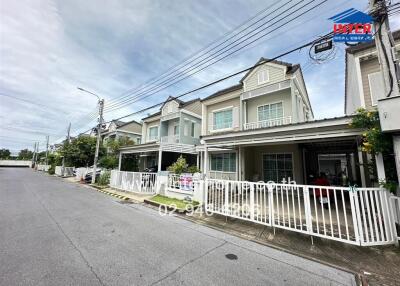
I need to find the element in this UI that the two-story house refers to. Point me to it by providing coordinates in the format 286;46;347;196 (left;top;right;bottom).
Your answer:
200;58;366;187
344;29;400;188
102;119;142;145
119;97;202;171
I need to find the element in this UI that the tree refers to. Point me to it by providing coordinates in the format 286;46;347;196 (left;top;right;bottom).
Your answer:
0;149;11;159
60;136;105;167
18;149;33;160
167;155;200;174
99;137;135;169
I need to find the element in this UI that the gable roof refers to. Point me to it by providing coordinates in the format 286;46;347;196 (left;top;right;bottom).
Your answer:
239;57;299;83
201;57;300;103
141;97;200;120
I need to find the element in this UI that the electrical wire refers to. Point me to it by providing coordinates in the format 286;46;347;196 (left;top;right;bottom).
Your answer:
104;0;327;113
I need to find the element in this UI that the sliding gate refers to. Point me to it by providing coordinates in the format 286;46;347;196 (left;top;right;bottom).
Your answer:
205;179;397;246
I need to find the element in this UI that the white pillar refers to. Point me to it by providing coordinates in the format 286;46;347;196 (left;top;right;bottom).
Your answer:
118;152;122;171
196;153;199;169
358;150;367;187
236;147;240;181
375;153;386;183
158;149;162;172
204;146;209;178
393;135;400;194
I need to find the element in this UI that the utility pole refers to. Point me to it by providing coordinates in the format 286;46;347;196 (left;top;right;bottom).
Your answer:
34;142;39;166
61;123;71;176
92;99;104;184
45;135;49;167
31;142;36;168
370;0;400;194
77;87;104;184
369;0;400;97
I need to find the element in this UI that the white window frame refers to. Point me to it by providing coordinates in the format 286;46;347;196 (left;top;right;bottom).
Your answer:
212;106;233;132
262;152;294;183
257;101;284;122
209;152;236;173
257;69;270;85
148;126;159;142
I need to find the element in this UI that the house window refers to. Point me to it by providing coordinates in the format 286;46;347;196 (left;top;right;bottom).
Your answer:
213;109;233;130
148;126;158;141
137;138;141;144
210;153;236;172
257;69;269;85
263;153;293;182
191;122;195;137
258;102;283;122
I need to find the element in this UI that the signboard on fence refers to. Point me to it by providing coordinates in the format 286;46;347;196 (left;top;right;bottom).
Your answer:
179;174;193;191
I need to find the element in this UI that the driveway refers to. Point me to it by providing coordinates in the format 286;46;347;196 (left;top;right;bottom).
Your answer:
0;168;356;285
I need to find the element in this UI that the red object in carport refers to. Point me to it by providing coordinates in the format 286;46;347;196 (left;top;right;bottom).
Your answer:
314;177;330;198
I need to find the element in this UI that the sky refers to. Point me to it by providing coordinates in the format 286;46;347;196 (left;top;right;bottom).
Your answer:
1;0;399;153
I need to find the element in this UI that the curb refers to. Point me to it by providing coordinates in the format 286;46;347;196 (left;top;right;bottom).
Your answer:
91;187;131;201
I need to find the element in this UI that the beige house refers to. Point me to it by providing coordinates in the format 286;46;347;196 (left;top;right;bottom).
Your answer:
119;97;202;171
344;30;400;115
200;58;367;187
102;119;142;145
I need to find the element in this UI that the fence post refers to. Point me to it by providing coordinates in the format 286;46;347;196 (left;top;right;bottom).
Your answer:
303;186;313;234
139;173;143;193
267;183;274;226
204;178;208;213
224;181;229;215
250;183;255;221
350;188;362;245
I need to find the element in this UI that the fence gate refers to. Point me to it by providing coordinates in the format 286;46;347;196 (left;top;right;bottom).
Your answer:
205;179;397;246
110;170;157;194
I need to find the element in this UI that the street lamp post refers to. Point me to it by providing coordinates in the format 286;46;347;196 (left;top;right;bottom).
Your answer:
77;87;105;184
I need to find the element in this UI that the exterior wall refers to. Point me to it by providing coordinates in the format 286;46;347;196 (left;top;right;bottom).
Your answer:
345;53;362;115
204;92;241;135
161;100;179;116
245;89;292;124
244;144;303;184
243;63;287;92
360;57;380;109
118;121;142;134
182;100;202;115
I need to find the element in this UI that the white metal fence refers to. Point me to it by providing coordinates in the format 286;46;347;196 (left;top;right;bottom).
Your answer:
75;167;89;180
110;170;157;194
168;174;194;192
55;166;75;177
205;179;397;246
390;195;400;245
37;164;50;171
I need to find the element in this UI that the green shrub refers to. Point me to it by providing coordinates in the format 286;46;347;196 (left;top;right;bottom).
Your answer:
48;165;55;175
97;170;111;186
98;155;118;169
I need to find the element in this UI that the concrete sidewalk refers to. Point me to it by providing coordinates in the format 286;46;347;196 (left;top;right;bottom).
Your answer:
181;212;400;286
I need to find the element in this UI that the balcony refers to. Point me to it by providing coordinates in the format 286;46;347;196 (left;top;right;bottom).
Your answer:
243;116;292;130
161;134;180;143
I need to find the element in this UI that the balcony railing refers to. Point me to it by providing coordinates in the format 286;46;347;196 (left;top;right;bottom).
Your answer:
243;116;292;130
161;134;180;143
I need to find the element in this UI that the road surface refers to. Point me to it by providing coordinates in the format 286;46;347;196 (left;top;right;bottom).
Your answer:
0;168;356;285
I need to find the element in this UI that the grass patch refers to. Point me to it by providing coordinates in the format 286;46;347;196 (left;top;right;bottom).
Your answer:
149;195;199;210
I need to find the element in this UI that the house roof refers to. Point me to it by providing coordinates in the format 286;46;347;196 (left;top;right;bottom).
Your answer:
344;29;400;113
239;57;299;83
201;58;300;103
346;29;400;54
141;97;200;120
117;119;142;128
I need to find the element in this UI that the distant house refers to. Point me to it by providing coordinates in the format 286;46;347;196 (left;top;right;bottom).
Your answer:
102;119;142;145
119;96;202;171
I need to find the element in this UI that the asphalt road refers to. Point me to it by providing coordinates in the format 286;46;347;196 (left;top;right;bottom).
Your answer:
0;168;356;286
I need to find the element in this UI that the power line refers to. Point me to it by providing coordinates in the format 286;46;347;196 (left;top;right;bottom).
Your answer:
109;31;333;123
104;0;289;107
104;0;324;112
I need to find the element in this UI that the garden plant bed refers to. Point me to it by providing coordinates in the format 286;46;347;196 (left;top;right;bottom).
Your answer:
144;195;199;213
